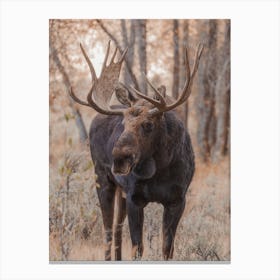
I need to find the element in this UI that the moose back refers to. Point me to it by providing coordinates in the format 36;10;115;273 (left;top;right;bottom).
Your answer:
69;41;203;260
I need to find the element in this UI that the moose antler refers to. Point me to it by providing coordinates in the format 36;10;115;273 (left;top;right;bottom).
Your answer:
129;43;204;116
69;41;128;115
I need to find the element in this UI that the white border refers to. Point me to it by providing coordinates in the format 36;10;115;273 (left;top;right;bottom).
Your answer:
1;0;279;279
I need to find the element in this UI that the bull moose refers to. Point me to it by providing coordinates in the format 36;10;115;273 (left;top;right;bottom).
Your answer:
69;40;203;260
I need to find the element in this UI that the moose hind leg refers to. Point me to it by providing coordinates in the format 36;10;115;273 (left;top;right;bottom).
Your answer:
162;200;185;260
114;187;126;260
96;169;117;261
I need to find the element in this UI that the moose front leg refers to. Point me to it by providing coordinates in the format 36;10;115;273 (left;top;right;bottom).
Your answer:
126;199;144;260
114;188;127;261
95;165;117;261
162;200;185;260
96;185;116;261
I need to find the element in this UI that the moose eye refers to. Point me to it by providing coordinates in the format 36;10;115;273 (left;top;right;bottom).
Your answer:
142;121;154;133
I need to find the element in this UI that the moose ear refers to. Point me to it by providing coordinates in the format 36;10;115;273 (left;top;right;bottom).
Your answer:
115;86;138;107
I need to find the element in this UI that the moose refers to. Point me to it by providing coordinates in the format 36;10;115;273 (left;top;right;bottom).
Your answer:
69;40;203;260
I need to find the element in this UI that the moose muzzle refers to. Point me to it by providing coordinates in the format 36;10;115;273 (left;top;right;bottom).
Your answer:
112;153;136;175
111;132;138;176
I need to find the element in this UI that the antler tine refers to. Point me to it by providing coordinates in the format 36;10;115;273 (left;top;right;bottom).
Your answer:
191;43;204;76
119;47;128;63
148;43;204;116
142;73;166;106
69;86;92;107
181;43;204;103
68;40;125;116
85;83;123;115
184;46;191;84
69;82;120;115
80;43;97;82
175;43;204;104
174;44;201;103
129;85;162;107
110;46;118;64
101;40;111;73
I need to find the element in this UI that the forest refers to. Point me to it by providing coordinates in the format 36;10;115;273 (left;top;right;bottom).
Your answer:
49;19;230;261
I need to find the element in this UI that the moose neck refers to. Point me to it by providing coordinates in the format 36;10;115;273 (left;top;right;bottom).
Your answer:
143;111;185;173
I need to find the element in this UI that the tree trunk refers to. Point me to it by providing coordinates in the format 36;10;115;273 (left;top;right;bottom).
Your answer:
121;19;136;86
172;19;180;99
196;20;209;161
223;21;230;156
213;20;230;159
49;43;88;143
207;20;218;159
180;20;189;127
136;19;147;93
196;19;218;162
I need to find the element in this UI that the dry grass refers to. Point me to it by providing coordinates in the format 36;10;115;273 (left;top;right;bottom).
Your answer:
176;159;230;261
49;145;230;261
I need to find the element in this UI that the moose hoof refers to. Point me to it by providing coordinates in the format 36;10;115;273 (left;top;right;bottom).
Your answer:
131;245;143;261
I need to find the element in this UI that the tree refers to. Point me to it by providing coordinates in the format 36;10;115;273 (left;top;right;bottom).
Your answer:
49;20;88;143
136;20;147;93
180;20;190;127
172;19;180;99
213;20;230;159
121;20;136;86
194;19;230;162
196;19;219;161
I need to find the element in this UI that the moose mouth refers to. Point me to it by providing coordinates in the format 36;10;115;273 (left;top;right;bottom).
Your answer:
112;154;136;176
